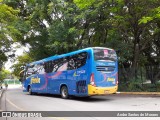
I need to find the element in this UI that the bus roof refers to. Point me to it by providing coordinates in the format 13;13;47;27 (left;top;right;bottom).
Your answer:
26;47;114;66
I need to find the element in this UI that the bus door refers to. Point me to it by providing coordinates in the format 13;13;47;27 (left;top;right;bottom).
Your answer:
31;63;47;93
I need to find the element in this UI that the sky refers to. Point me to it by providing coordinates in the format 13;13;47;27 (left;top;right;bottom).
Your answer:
5;43;29;71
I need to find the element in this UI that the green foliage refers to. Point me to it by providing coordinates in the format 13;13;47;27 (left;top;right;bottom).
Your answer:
0;69;11;82
0;0;21;69
119;83;160;92
0;1;20;41
139;6;160;24
139;17;153;24
11;53;33;77
157;83;160;91
73;0;95;9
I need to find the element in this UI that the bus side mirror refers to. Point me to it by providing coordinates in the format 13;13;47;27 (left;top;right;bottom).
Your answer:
20;66;25;70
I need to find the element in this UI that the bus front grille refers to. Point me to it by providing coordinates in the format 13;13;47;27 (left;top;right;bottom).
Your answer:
76;80;87;93
96;66;115;72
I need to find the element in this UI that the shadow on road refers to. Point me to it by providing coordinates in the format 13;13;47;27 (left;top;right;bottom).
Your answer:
69;96;113;102
26;93;114;102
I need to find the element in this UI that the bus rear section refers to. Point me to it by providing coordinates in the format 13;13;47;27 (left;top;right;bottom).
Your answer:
88;48;118;96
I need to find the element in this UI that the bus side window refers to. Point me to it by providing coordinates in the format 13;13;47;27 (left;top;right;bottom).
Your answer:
57;58;68;71
33;64;40;74
44;62;49;73
76;52;88;69
44;52;88;73
48;61;53;73
52;60;59;72
44;62;47;73
44;61;53;73
26;65;35;77
67;56;76;70
37;63;45;74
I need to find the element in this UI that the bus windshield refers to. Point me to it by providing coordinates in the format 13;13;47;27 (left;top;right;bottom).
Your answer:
94;48;117;62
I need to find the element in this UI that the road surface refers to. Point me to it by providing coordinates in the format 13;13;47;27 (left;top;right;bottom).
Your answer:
0;85;160;120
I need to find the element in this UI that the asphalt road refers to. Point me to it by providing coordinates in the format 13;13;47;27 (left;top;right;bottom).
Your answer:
0;85;160;120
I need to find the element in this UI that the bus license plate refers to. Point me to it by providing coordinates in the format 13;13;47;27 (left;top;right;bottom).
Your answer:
104;90;109;94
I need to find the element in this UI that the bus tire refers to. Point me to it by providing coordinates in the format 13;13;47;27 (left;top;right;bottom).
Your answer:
28;86;33;95
61;86;68;99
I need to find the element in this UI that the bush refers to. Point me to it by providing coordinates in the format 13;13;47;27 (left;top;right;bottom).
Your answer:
118;82;160;92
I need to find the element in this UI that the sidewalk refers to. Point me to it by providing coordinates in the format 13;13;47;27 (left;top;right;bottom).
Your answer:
0;84;22;98
0;89;4;98
7;84;22;89
117;92;160;95
1;84;22;89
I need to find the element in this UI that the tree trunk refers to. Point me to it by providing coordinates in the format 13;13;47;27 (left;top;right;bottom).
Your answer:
131;43;140;80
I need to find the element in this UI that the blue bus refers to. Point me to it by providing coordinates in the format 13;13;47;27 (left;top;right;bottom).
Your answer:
21;47;118;98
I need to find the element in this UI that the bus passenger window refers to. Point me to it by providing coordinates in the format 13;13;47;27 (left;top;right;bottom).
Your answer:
68;58;76;70
44;61;54;73
33;64;42;74
37;64;45;74
26;66;35;77
57;62;68;71
52;58;68;72
52;64;59;72
76;52;88;69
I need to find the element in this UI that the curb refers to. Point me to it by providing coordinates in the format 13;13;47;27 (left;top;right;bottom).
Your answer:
0;89;4;98
117;92;160;95
0;89;4;111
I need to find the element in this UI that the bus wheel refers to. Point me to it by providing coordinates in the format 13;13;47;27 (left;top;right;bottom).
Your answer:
28;86;33;95
61;86;68;99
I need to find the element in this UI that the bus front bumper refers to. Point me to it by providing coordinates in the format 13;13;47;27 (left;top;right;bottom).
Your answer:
88;85;118;96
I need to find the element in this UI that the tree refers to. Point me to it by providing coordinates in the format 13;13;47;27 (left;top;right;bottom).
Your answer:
11;53;33;77
0;68;11;83
5;0;83;58
0;0;21;70
139;6;160;83
5;0;160;84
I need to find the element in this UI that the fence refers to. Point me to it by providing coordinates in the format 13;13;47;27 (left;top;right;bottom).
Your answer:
3;79;21;85
118;65;160;92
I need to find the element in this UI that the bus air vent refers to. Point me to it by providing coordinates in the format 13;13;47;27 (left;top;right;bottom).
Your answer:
76;80;87;93
96;66;115;72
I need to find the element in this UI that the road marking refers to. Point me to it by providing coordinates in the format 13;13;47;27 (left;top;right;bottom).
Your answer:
6;98;26;111
6;99;67;120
